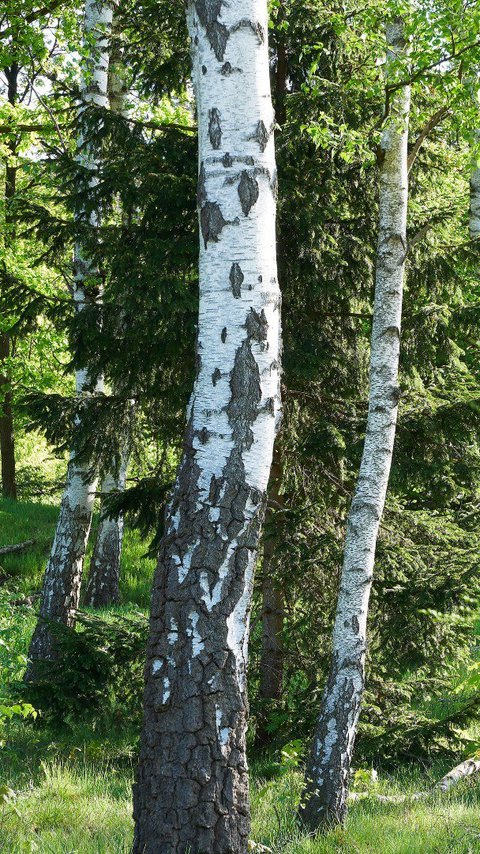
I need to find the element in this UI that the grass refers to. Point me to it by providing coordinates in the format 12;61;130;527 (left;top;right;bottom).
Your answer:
2;496;480;852
2;758;480;853
0;497;155;607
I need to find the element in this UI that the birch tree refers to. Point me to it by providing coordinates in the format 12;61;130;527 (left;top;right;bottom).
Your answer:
132;1;281;851
256;451;284;745
470;136;480;241
0;62;19;500
299;18;411;830
85;31;131;609
25;0;113;678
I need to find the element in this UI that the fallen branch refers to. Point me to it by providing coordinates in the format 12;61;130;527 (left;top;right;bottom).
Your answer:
350;756;480;803
0;539;36;555
435;758;480;793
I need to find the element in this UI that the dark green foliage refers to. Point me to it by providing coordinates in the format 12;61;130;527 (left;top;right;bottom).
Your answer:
23;612;148;728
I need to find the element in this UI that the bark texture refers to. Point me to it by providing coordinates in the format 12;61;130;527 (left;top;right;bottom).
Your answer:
256;452;284;746
84;443;128;607
0;63;19;500
132;3;281;852
84;30;130;610
300;19;411;831
470;148;480;241
25;0;113;679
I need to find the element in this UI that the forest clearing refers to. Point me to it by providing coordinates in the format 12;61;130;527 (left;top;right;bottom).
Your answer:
2;0;480;852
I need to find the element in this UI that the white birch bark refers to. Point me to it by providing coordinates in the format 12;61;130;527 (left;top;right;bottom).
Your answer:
85;32;131;609
25;0;113;678
300;18;411;829
470;139;480;240
133;2;281;852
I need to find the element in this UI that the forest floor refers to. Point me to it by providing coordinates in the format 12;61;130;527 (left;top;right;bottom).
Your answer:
1;498;480;853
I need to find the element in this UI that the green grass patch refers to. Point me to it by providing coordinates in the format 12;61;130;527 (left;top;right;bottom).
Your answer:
1;498;480;852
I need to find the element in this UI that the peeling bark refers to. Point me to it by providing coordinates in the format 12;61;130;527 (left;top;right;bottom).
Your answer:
300;19;411;831
132;2;281;852
25;0;113;680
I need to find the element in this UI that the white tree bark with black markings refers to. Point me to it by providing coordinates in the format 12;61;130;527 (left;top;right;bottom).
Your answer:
470;137;480;240
85;32;131;610
25;0;113;679
133;2;281;852
300;19;411;830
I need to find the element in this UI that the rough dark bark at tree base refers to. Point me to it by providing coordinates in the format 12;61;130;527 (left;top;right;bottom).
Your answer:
256;453;284;748
24;473;96;681
132;419;266;854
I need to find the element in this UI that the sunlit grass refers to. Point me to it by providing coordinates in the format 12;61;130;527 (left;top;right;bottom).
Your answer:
1;760;480;853
2;498;480;852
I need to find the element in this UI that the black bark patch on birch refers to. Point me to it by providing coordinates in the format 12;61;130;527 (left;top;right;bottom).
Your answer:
245;308;268;343
195;0;229;61
197;427;211;444
221;327;227;343
230;263;244;298
251;120;270;151
208;108;222;149
222;152;233;168
202;65;207;75
212;368;221;386
238;171;259;216
220;61;241;75
227;339;261;449
200;201;227;248
230;19;265;43
197;162;207;208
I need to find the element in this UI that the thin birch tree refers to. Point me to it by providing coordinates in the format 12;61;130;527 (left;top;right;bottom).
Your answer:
132;1;282;851
0;62;19;500
299;17;411;830
85;29;131;609
25;0;113;678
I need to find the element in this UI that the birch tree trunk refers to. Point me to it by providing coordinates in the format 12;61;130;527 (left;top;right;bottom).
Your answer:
0;63;19;500
300;19;411;831
470;142;480;241
132;2;281;851
84;32;130;610
256;451;284;746
84;443;128;607
25;0;113;679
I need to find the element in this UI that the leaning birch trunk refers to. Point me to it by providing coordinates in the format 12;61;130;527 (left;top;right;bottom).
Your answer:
85;34;131;609
132;2;281;852
25;0;113;680
84;443;128;607
300;19;411;831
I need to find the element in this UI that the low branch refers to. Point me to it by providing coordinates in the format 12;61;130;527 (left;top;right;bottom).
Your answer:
387;38;480;94
407;106;450;173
